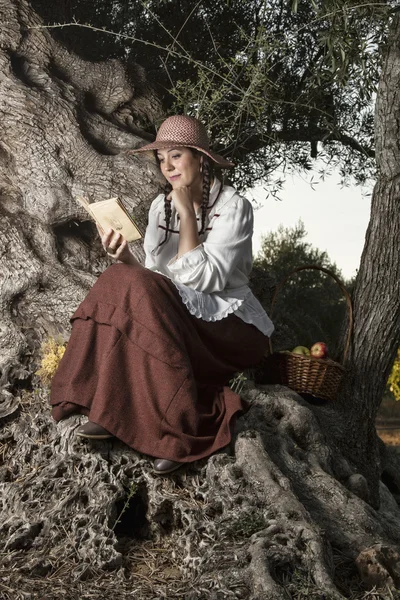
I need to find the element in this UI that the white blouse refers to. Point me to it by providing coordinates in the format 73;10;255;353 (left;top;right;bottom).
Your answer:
143;178;274;337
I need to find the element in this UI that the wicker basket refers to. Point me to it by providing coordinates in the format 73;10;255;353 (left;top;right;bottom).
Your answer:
261;265;353;402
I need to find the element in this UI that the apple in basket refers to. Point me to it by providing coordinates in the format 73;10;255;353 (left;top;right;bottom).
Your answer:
310;342;328;359
291;346;311;356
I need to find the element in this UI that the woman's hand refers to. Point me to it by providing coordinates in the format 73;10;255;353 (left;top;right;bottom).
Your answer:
97;225;134;264
168;187;201;258
168;186;196;217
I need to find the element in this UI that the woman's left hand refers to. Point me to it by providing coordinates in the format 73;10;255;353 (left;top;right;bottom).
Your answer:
168;186;196;217
97;225;134;264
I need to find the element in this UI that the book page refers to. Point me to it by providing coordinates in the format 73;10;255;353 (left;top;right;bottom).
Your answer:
75;197;142;242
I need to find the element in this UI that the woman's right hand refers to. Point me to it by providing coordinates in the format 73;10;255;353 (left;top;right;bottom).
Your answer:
168;186;196;217
97;225;134;264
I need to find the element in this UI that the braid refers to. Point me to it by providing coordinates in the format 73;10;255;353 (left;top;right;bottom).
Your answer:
199;157;211;235
158;183;172;248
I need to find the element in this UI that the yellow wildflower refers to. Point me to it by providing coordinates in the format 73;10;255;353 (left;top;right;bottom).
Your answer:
36;337;67;385
388;348;400;401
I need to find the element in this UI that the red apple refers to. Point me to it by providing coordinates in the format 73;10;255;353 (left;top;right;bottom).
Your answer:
310;342;328;359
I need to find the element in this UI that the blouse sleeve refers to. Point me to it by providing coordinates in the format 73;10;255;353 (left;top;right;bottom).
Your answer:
167;194;253;294
144;195;164;270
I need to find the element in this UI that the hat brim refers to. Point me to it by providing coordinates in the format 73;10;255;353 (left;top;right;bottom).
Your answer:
127;141;234;169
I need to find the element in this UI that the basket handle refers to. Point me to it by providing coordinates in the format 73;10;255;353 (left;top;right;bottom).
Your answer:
268;264;353;363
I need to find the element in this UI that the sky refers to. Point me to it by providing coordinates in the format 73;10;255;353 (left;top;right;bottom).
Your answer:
248;170;373;280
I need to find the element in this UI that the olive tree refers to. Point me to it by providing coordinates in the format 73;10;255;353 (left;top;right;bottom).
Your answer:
1;1;400;598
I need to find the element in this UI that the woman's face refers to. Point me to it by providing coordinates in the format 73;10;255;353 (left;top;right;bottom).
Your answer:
156;147;202;189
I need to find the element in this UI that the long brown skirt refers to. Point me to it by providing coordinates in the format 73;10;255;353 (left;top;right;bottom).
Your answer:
50;263;268;462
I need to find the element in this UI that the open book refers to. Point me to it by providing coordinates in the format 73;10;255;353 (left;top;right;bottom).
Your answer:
76;196;142;242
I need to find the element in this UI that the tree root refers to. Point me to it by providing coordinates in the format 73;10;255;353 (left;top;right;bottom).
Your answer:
1;384;400;599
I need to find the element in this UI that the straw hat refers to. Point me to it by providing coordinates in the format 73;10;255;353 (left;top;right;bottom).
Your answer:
127;115;234;168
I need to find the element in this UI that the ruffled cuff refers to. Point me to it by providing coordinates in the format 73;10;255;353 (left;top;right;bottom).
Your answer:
167;244;207;283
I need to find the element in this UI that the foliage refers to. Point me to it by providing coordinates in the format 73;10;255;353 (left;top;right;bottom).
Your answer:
226;511;267;540
36;337;67;385
229;371;248;394
111;482;138;531
388;348;400;401
250;220;354;358
30;0;396;191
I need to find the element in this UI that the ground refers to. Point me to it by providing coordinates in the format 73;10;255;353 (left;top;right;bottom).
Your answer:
376;396;400;449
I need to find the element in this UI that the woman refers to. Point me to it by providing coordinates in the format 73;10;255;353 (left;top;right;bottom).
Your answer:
50;115;274;474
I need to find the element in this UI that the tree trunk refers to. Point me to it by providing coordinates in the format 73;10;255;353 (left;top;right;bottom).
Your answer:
1;1;400;599
0;0;163;418
325;13;400;509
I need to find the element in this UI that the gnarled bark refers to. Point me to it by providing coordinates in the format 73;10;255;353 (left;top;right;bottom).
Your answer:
0;0;163;418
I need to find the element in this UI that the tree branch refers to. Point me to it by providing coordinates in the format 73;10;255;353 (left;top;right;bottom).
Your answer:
276;129;375;157
225;127;375;161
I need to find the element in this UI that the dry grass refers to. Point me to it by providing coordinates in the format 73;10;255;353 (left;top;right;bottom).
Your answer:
0;536;219;600
377;397;400;421
377;429;400;447
376;396;400;448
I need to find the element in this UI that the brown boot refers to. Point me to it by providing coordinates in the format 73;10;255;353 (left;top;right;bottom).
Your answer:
153;458;183;474
76;421;115;440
